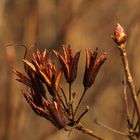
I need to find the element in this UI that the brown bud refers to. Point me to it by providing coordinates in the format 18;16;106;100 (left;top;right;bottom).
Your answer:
113;23;126;45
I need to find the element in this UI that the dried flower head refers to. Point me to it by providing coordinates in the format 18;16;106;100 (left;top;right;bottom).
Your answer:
14;49;65;129
83;48;107;89
14;46;107;133
113;23;126;45
53;45;80;84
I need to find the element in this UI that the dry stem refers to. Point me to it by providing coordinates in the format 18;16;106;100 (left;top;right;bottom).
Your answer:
123;76;132;127
119;44;140;135
74;87;87;117
75;123;105;140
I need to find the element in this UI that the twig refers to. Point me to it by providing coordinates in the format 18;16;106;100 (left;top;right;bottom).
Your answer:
69;83;74;118
134;120;138;131
123;76;132;127
69;83;72;103
58;94;68;114
95;120;128;136
131;88;140;127
75;123;105;140
74;87;87;117
76;106;89;124
131;107;136;128
60;86;68;107
119;44;140;134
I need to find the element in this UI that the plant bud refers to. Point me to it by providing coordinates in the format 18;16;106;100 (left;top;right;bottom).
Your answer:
113;23;126;45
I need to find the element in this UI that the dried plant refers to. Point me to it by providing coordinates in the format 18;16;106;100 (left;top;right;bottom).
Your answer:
14;24;140;140
14;45;106;140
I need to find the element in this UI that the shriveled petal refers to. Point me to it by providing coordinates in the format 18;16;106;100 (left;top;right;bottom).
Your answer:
58;55;70;83
53;100;65;128
55;68;62;92
83;49;92;87
69;51;80;83
87;52;107;87
32;52;37;61
94;52;107;71
66;45;73;65
83;50;107;88
39;70;51;86
62;46;68;62
46;100;65;129
53;49;59;57
13;69;32;87
24;93;52;120
42;48;47;59
86;49;92;69
50;73;56;96
54;48;70;83
23;93;39;114
88;48;98;70
32;60;51;86
23;59;36;72
36;49;41;60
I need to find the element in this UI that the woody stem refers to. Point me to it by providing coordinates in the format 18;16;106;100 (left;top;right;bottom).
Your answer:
74;87;87;117
119;44;140;135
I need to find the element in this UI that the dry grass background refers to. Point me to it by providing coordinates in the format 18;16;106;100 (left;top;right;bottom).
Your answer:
0;0;140;140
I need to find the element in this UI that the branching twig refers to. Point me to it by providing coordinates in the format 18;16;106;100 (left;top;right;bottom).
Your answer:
119;44;140;134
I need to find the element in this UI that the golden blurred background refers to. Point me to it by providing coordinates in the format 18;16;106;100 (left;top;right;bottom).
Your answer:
0;0;140;140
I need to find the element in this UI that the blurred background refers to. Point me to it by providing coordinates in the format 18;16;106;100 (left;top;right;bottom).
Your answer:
0;0;140;140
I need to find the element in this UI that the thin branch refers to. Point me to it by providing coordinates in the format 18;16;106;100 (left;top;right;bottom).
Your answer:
95;120;128;136
60;86;68;107
68;83;74;118
76;106;89;124
134;120;138;131
75;123;105;140
74;87;87;117
131;88;140;128
123;75;131;127
69;83;72;103
119;44;140;134
131;107;136;128
58;94;68;114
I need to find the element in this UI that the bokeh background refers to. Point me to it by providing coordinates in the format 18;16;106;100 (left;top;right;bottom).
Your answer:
0;0;140;140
